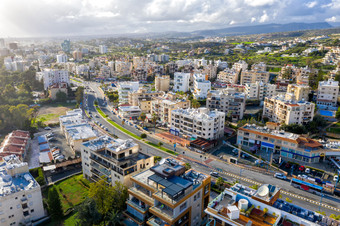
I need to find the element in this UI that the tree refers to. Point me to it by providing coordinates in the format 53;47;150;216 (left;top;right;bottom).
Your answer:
94;100;98;106
107;210;124;226
336;107;340;120
140;112;147;127
47;186;63;221
216;177;225;190
154;156;162;163
75;86;84;104
76;198;102;226
185;163;191;170
56;91;67;102
191;99;201;108
151;113;158;128
111;181;128;212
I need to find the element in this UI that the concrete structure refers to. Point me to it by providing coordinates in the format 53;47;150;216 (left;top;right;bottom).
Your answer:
155;75;170;92
124;157;211;226
0;155;45;226
240;70;270;85
81;136;154;186
207;88;246;121
72;50;82;61
174;72;190;93
115;60;132;76
151;93;190;124
118;106;142;119
4;56;27;72
245;82;276;101
117;82;139;105
132;68;147;81
99;45;108;54
217;68;239;84
0;130;30;161
263;95;315;125
205;183;323;226
56;54;67;63
128;88;163;108
237;124;326;163
36;69;69;90
59;109;85;133
64;123;97;152
193;74;211;99
286;84;310;102
61;40;70;53
317;80;339;108
232;60;248;72
49;82;68;100
171;108;225;140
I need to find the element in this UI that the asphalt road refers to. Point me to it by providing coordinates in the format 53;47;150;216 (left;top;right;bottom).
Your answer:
83;80;340;215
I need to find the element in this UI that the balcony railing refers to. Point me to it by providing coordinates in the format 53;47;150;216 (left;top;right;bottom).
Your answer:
127;199;148;213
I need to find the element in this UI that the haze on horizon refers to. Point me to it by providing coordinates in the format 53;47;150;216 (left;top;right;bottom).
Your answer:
0;0;339;38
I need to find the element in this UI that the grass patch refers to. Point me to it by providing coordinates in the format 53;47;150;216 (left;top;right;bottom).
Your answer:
146;141;178;156
42;102;77;108
44;211;78;226
37;113;60;123
70;78;81;83
327;123;340;134
43;174;88;213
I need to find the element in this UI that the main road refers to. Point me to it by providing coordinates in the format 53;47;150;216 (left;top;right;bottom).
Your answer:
78;79;340;215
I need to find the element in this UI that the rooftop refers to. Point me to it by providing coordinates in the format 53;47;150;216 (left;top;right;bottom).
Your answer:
65;123;97;140
0;155;39;197
172;107;225;121
267;95;314;106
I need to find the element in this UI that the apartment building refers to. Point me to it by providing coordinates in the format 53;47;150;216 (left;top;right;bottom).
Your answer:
117;82;139;105
240;70;270;85
217;68;239;84
207;88;246;122
115;60;132;76
36;69;69;90
263;95;315;125
205;183;323;226
151;93;190;124
0;155;45;226
193;74;211;99
132;68;147;81
166;62;178;75
49;82;68;100
81;136;154;186
171;108;225;140
56;54;67;63
64;123;97;152
251;62;267;71
128;88;163;107
72;50;82;61
174;72;190;93
237;124;325;163
124;157;211;226
59;109;85;133
0;130;30;161
99;45;108;54
285;84;310;101
244;81;276;101
118;106;142;119
155;75;170;92
317;79;339;108
232;60;248;72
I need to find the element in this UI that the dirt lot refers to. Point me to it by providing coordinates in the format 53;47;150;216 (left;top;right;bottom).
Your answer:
37;105;74;124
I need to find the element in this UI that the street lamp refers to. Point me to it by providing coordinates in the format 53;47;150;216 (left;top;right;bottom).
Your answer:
318;190;324;212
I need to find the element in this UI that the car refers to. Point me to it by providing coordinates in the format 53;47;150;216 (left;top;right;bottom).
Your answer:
46;133;54;137
105;128;108;131
334;175;339;182
55;155;65;161
298;174;308;179
305;168;311;174
299;165;305;172
44;127;51;130
274;173;287;180
95;115;99;118
210;172;219;177
48;137;56;141
52;146;59;150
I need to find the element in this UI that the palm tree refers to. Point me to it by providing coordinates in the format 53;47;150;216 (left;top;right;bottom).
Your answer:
151;113;158;129
191;99;201;108
140;112;147;127
107;210;124;226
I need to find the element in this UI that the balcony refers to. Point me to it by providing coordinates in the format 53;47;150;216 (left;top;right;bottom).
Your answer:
147;216;169;226
129;186;154;205
127;197;149;213
150;206;174;222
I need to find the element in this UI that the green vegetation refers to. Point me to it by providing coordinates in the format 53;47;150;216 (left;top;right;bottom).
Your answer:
47;186;64;222
327;122;340;134
146;141;178;155
185;163;191;170
140;133;147;138
281;115;327;134
29;167;46;186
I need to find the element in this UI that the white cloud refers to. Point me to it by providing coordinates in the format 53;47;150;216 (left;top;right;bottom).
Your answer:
325;16;337;22
259;11;269;23
251;17;256;23
244;0;277;7
229;20;235;25
306;1;317;8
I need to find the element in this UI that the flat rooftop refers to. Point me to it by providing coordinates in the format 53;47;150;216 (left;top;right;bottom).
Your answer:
65;123;97;140
172;107;224;120
240;124;300;141
0;155;39;197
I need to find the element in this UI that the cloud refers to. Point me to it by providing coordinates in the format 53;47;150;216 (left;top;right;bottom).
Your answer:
306;1;317;8
326;16;337;22
0;0;337;37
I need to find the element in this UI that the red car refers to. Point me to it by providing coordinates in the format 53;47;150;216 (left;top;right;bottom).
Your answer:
299;165;305;171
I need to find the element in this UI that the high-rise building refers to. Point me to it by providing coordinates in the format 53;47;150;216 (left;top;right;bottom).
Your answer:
317;79;339;108
72;50;82;61
0;38;5;47
285;84;310;102
174;72;190;93
36;69;69;90
155;75;170;92
99;45;108;54
124;157;211;226
81;136;154;186
61;39;71;53
171;108;225;140
117;82;139;105
240;70;270;85
193;74;211;99
56;54;68;63
207;88;246;121
8;42;18;50
244;81;276;101
0;155;45;225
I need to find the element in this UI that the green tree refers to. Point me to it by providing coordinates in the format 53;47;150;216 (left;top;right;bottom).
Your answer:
107;210;124;226
47;186;63;221
140;112;147;127
76;198;102;226
75;86;84;104
154;156;162;163
191;99;201;108
151;113;158;128
336;107;340;119
56;91;67;102
216;177;225;190
111;181;128;212
185;163;191;170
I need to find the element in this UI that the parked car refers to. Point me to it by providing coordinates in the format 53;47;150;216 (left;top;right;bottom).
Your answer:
298;174;308;179
55;155;65;161
305;168;311;174
48;137;56;141
46;133;54;137
44;127;51;130
274;173;287;180
299;165;305;172
334;175;339;182
210;172;219;177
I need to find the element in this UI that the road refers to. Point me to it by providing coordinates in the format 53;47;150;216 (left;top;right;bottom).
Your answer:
78;79;340;215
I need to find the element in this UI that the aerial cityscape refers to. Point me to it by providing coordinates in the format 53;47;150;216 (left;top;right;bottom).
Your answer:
0;0;340;226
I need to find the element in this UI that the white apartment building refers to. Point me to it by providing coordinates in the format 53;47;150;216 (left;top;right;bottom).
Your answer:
81;136;154;186
171;108;225;140
217;68;238;84
240;70;270;85
251;62;267;71
193;74;211;99
285;84;310;102
207;88;246;121
99;45;108;54
56;54;67;63
245;81;276;101
215;60;228;69
174;72;190;93
36;69;69;90
0;155;45;226
263;95;315;125
232;60;248;72
75;65;90;75
317;80;339;108
117;81;139;105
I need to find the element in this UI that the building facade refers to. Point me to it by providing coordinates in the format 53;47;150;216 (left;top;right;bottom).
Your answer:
193;74;211;99
36;69;69;90
245;81;276;101
155;75;170;92
286;84;310;102
174;72;190;93
317;80;339;108
171;108;225;140
240;70;270;85
117;82;139;105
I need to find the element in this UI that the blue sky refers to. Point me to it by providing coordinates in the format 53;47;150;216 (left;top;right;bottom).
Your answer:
0;0;339;37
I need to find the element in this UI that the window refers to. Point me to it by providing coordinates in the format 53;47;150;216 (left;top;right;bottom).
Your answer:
30;209;34;213
180;202;187;212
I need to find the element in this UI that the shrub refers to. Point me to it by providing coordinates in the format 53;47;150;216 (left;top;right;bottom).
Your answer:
141;133;147;138
263;208;268;214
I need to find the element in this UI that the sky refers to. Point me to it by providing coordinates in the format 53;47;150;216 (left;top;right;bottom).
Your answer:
0;0;339;37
